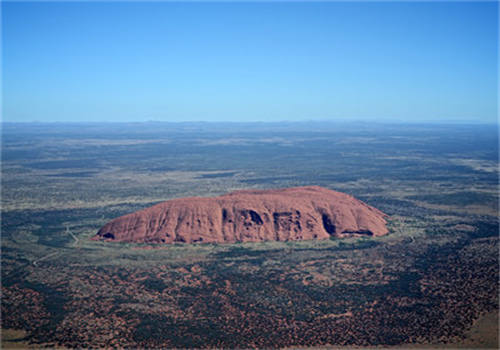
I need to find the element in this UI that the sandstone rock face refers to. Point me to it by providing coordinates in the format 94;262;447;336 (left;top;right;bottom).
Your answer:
93;186;388;244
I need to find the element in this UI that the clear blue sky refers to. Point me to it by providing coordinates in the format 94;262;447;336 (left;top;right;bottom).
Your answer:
2;1;498;123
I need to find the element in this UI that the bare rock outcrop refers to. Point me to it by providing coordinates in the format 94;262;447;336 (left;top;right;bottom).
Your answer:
93;186;388;244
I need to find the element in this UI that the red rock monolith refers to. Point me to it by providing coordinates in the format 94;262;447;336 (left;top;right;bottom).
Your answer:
93;186;388;244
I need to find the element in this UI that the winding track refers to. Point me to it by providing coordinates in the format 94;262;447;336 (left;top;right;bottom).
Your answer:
32;251;59;267
32;225;79;266
66;225;79;247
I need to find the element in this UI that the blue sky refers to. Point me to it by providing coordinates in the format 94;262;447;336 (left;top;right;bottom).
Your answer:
2;1;498;123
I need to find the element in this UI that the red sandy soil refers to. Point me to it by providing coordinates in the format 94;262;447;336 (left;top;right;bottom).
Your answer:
93;186;388;244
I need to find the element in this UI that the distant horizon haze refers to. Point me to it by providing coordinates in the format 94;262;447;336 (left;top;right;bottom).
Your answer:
2;1;498;124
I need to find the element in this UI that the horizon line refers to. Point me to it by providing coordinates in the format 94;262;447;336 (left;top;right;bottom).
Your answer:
2;119;498;126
